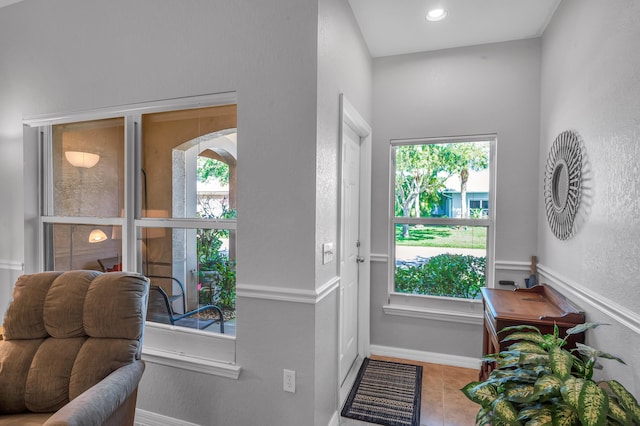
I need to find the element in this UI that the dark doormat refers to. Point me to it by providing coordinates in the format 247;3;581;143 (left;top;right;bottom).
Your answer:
341;358;422;426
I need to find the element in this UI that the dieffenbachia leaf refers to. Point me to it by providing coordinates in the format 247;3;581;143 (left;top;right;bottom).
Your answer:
504;384;537;403
550;346;574;380
561;376;585;409
552;403;579;426
508;341;548;355
607;398;633;426
522;406;552;426
533;374;562;399
490;368;539;385
608;380;640;423
476;406;492;426
501;331;547;345
492;396;522;426
461;381;497;408
499;324;541;335
565;322;607;336
519;352;550;367
578;380;609;426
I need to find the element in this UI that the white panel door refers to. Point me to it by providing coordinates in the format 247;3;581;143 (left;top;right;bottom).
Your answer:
339;123;361;385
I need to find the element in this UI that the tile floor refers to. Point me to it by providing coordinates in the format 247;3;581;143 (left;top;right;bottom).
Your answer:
340;356;480;426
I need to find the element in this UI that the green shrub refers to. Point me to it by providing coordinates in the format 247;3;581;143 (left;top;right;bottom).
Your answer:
395;253;485;298
197;228;236;310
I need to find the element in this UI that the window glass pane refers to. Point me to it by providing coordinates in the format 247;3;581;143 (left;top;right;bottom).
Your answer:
394;141;490;219
394;224;486;299
141;105;237;219
52;118;124;217
44;223;122;272
142;226;235;336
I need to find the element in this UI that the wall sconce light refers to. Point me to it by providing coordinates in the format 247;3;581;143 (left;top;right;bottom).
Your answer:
88;229;108;243
65;151;100;168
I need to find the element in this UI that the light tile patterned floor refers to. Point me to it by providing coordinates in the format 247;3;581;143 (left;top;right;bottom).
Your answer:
340;356;479;426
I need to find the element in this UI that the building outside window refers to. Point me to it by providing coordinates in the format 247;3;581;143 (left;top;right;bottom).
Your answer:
391;136;495;300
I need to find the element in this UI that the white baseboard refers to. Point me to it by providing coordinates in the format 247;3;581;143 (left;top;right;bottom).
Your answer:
135;409;201;426
370;344;482;370
328;411;340;426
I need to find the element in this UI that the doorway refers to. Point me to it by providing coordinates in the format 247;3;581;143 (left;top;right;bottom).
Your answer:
338;95;372;403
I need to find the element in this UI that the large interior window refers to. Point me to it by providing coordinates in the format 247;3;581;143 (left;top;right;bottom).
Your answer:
141;105;237;334
391;136;494;300
40;102;237;337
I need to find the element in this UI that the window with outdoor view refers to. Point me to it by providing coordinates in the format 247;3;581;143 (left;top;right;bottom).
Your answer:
392;137;494;300
141;104;237;335
40;101;237;337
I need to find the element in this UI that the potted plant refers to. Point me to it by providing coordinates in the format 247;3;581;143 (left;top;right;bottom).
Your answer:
462;323;640;425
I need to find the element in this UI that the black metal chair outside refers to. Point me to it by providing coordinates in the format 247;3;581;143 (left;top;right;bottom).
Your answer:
146;275;187;314
146;285;225;333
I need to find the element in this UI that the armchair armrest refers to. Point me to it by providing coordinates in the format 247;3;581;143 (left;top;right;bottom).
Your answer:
43;361;145;426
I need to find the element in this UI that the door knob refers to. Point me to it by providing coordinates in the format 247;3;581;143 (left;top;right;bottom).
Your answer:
356;256;365;263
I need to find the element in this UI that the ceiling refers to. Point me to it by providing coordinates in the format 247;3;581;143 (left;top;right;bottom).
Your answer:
347;0;562;58
1;0;561;59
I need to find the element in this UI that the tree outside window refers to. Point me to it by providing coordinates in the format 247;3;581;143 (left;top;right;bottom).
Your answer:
392;138;493;300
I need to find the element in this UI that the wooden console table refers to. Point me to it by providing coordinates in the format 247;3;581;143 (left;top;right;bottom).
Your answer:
480;284;585;380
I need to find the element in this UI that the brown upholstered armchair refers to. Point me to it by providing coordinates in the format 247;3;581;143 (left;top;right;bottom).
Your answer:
0;270;149;426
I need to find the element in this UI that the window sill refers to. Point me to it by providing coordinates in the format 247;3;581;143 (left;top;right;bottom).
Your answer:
384;292;484;325
142;347;241;379
142;322;240;379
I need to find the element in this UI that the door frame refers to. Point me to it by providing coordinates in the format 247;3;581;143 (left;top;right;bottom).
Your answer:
338;94;372;403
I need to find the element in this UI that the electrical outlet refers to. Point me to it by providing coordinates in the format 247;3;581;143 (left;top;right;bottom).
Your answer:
283;369;296;393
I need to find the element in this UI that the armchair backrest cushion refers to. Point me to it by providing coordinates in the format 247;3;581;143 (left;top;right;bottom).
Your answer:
0;271;148;415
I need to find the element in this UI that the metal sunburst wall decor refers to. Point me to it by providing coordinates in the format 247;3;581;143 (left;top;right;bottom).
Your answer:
544;130;583;240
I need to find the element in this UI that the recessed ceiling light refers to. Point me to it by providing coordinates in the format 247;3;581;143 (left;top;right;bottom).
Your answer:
426;8;448;22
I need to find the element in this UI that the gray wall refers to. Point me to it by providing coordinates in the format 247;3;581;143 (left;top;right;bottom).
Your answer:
370;39;542;358
0;0;371;425
539;0;640;396
315;0;372;423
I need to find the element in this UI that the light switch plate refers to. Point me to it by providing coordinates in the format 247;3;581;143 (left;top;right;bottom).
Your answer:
322;242;334;265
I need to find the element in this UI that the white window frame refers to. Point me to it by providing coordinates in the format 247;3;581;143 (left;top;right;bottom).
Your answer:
24;92;241;378
384;134;497;324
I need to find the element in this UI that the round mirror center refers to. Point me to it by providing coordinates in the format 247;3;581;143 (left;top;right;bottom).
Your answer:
552;162;569;210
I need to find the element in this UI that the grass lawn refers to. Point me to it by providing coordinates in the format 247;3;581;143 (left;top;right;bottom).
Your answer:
395;224;487;249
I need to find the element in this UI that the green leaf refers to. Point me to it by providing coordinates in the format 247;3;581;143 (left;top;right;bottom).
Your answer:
550;346;574;380
490;368;539;385
476;406;492;426
519;352;550;366
526;407;553;426
574;343;599;360
607;399;632;426
508;341;549;355
534;375;563;399
500;324;541;335
502;332;547;345
518;406;542;421
579;380;609;426
504;384;537;403
552;403;579;426
492;397;522;426
565;322;607;336
534;365;553;376
594;351;626;365
561;377;585;409
607;380;640;423
461;381;497;407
